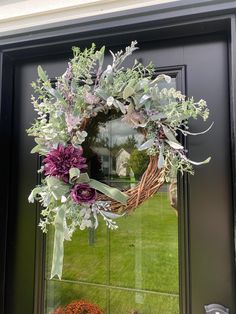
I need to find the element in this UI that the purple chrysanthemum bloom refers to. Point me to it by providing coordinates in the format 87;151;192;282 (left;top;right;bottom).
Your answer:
43;144;87;182
70;183;97;204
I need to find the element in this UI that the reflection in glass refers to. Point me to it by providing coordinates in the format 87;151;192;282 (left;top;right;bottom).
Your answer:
109;193;179;293
44;77;179;314
82;110;146;191
45;281;107;314
109;288;179;314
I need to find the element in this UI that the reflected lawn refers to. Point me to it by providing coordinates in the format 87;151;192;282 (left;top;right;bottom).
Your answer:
45;192;179;314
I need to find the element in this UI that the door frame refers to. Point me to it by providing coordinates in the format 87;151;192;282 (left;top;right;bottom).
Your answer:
1;1;236;313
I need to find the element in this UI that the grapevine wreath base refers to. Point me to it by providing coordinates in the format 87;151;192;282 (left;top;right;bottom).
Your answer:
27;42;212;279
95;155;165;212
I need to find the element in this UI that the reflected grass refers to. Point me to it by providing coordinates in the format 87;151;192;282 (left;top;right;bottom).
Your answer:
45;192;179;313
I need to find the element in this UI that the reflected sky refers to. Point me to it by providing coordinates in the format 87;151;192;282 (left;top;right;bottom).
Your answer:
98;118;144;147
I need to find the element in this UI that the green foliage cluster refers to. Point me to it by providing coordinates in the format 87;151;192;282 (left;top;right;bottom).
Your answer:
129;149;149;179
27;41;211;182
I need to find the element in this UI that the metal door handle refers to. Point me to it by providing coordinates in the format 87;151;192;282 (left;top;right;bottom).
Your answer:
204;304;229;314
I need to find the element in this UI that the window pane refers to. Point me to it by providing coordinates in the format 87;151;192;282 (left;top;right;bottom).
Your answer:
109;288;179;314
109;193;179;293
45;281;107;314
44;76;179;314
46;221;108;284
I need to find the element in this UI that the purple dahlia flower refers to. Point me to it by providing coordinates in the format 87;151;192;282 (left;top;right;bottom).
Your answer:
43;144;87;182
71;183;97;204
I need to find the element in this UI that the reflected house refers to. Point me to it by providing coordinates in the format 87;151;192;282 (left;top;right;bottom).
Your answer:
91;146;111;176
116;148;130;177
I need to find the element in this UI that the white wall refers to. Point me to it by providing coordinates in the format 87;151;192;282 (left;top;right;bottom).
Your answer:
0;0;179;35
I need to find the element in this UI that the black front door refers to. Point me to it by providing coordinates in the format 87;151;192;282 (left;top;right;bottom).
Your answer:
4;33;235;314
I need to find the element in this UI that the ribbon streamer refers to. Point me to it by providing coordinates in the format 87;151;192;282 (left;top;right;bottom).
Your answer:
76;173;128;205
89;179;128;205
50;206;66;280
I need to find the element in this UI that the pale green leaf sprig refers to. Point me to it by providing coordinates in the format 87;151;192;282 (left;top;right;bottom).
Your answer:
71;44;105;85
27;43;155;154
28;41;212;182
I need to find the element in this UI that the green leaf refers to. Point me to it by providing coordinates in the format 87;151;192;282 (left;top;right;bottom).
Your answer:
134;78;149;92
144;100;151;111
123;86;134;99
95;88;109;100
180;122;214;136
185;156;211;165
28;187;43;203
30;145;40;154
151;74;171;85
165;140;184;150
114;99;126;114
89;179;128;205
37;65;48;82
158;143;165;169
139;94;150;105
71;79;78;92
150;113;166;121
45;87;68;106
150;86;159;101
98;46;105;71
162;125;179;143
127;78;137;88
30;143;48;155
99;210;125;219
138;138;155;151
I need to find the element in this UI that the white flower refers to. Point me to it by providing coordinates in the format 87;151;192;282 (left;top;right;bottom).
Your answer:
72;130;88;147
198;99;207;107
106;96;114;107
28;191;35;203
80;219;92;230
61;195;67;203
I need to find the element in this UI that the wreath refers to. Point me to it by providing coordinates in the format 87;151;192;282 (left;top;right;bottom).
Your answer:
27;41;212;279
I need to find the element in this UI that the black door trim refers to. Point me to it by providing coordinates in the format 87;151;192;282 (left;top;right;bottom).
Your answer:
0;0;235;42
0;2;236;314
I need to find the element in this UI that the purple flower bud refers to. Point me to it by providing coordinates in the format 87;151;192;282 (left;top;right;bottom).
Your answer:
70;183;97;204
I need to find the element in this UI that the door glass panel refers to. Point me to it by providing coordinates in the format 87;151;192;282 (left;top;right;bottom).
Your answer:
109;193;179;293
44;76;179;314
109;289;179;314
45;281;107;313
